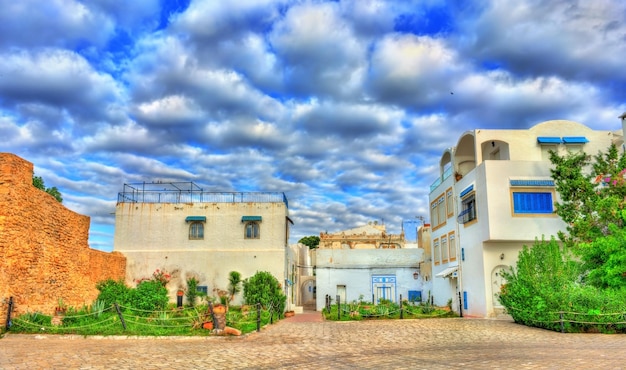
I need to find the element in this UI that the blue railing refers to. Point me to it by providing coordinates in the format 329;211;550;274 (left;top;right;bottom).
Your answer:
429;167;453;193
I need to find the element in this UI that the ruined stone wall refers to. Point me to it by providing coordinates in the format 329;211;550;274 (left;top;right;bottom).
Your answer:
0;153;125;326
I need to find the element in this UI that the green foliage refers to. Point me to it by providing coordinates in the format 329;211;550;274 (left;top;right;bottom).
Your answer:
96;279;132;307
186;277;199;307
550;144;626;289
243;271;286;313
132;280;169;311
228;271;242;302
298;235;320;249
32;175;63;203
578;221;626;289
10;304;277;336
499;237;578;329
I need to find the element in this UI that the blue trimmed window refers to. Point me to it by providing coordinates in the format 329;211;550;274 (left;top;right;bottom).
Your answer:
512;192;553;214
458;192;476;224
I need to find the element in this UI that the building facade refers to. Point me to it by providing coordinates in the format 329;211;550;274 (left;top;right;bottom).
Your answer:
428;120;622;317
315;223;424;310
113;182;295;308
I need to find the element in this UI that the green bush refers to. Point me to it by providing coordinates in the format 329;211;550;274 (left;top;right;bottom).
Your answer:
500;236;626;333
96;279;132;308
243;271;286;314
132;280;169;312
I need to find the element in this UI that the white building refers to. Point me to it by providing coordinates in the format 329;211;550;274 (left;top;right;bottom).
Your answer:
428;120;622;317
113;182;297;309
315;224;424;310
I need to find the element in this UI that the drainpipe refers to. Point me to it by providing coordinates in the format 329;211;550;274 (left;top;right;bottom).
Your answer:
617;112;626;151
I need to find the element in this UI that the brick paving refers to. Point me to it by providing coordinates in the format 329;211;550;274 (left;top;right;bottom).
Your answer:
1;313;625;369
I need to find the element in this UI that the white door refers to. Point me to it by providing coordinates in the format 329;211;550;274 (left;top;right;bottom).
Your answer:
336;285;346;305
491;266;508;308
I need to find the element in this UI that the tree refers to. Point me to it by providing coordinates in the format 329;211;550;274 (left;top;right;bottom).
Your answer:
227;271;242;302
549;144;626;289
32;175;63;203
298;235;320;249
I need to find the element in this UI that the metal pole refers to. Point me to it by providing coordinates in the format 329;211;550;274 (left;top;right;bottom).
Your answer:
256;303;261;332
5;296;13;330
114;303;126;330
458;291;463;318
337;295;340;320
399;294;403;319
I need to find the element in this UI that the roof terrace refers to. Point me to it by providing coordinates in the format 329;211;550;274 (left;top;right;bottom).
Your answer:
117;181;288;207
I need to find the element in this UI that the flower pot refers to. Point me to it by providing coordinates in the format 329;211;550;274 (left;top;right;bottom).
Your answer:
213;304;227;314
202;322;214;330
284;311;295;317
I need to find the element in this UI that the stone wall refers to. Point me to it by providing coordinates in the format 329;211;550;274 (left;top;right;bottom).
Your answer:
0;153;125;327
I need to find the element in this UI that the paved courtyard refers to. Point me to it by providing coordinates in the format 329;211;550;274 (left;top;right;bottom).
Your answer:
1;314;625;369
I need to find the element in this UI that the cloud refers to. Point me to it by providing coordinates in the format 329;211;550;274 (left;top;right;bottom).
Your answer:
368;34;463;107
0;49;127;130
455;0;626;84
1;0;624;251
269;2;368;98
0;0;115;49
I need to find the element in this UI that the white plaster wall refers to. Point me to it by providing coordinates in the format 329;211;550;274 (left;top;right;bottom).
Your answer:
483;160;567;241
315;249;423;310
114;201;289;305
451;120;616;317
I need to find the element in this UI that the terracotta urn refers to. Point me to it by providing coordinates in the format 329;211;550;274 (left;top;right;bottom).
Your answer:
202;321;213;330
213;304;227;314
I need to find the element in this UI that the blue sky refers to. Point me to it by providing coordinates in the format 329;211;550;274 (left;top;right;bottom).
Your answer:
1;0;625;251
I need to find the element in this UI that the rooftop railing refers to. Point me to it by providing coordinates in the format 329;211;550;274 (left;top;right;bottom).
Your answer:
117;182;288;208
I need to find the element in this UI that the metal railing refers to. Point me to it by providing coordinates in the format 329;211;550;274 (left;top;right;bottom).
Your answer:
117;182;288;208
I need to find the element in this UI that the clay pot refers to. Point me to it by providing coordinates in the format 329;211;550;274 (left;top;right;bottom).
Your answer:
213;304;227;314
284;311;295;317
202;322;213;330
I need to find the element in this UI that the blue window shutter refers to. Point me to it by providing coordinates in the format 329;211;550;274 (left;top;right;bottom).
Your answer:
513;192;552;214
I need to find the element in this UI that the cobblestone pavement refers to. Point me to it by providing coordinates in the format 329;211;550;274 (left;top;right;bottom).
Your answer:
1;314;626;369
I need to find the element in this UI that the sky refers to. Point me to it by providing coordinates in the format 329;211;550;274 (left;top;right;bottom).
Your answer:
1;0;625;252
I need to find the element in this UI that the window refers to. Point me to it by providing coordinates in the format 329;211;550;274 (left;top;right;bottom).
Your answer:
437;196;446;225
189;222;204;240
458;192;476;225
512;191;553;214
433;238;440;265
245;221;260;239
448;232;456;261
197;285;208;295
430;200;438;227
446;188;454;217
431;193;446;229
441;236;448;263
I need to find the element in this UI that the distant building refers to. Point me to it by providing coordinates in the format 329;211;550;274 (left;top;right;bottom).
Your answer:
315;223;424;310
428;120;622;317
113;182;296;309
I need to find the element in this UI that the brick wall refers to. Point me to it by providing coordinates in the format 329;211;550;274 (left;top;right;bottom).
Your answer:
0;153;125;326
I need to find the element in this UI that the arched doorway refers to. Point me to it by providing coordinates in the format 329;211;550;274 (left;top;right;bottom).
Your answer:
491;265;509;309
300;277;316;310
